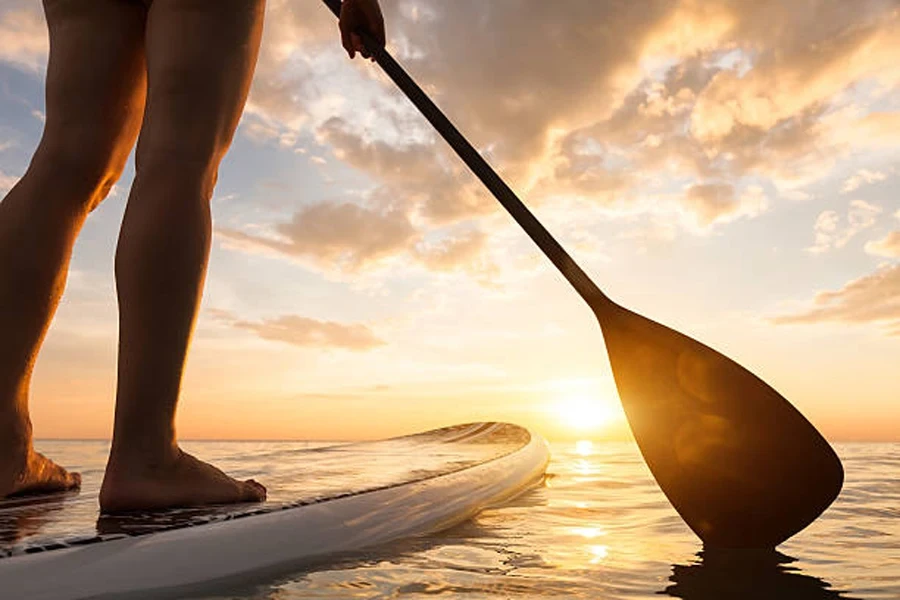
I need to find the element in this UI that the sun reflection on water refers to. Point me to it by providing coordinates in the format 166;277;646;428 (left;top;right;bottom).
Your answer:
570;526;606;539
575;440;594;456
589;544;609;564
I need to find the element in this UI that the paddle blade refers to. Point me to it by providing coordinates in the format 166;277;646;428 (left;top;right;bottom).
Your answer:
597;303;843;549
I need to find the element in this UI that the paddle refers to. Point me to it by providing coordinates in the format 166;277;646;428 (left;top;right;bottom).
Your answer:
321;0;843;549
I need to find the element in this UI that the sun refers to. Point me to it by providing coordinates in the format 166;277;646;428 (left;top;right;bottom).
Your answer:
555;393;620;432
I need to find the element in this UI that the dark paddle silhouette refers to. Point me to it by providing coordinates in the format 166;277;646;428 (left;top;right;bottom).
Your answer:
320;0;844;548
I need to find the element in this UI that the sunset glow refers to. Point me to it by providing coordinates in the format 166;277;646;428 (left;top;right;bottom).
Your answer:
0;1;897;443
556;394;621;433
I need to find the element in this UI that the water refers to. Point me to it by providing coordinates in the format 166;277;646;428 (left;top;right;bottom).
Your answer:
24;439;900;599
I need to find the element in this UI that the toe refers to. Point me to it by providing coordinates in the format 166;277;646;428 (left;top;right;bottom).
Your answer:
243;479;266;502
68;471;82;490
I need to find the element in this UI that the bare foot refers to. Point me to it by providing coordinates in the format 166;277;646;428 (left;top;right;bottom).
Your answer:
99;448;266;514
0;445;81;499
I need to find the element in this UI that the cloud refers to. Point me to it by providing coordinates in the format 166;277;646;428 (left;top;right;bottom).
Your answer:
772;263;900;335
809;210;841;254
0;8;47;73
394;2;672;164
683;183;736;226
534;132;635;206
12;0;896;218
412;228;499;281
228;0;899;266
680;182;769;227
218;201;418;271
316;117;490;223
242;0;337;132
560;1;898;191
829;111;900;149
240;2;729;218
866;231;900;258
808;200;882;254
213;310;385;351
217;201;497;279
236;315;385;350
414;231;481;270
842;169;887;193
690;11;900;143
227;87;504;279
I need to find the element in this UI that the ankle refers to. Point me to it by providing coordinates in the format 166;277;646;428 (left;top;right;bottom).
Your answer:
0;407;32;450
107;438;181;473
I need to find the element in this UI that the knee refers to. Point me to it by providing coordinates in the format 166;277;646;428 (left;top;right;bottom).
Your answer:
30;136;128;212
134;144;222;203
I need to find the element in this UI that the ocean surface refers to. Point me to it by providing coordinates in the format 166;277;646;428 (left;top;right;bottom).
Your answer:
19;439;900;599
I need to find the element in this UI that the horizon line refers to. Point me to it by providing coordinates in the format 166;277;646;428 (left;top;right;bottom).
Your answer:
34;437;900;444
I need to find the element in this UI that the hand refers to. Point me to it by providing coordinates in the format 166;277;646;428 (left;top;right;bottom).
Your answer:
339;0;385;60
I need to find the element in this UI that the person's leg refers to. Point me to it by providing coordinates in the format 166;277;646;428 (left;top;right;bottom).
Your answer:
99;0;266;513
0;0;148;498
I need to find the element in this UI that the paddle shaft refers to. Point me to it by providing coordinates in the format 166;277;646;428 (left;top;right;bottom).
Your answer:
322;0;609;308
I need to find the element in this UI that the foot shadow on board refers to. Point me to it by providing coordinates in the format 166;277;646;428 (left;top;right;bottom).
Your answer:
663;548;861;600
95;503;268;537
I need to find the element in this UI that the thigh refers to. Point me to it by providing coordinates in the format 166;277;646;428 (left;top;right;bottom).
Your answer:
136;0;266;176
38;0;147;179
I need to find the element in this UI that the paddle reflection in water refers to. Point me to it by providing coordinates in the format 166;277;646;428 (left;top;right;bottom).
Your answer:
664;549;858;600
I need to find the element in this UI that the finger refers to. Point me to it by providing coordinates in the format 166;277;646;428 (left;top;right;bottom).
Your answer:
339;5;358;58
364;3;386;46
349;33;366;58
340;23;354;58
352;33;372;59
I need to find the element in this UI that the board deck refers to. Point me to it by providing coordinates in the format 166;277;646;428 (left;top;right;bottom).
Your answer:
0;422;549;599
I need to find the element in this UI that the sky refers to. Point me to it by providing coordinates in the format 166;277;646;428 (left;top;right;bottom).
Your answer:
0;0;897;442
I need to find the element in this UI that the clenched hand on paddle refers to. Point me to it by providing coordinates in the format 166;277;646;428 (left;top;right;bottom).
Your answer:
338;0;385;60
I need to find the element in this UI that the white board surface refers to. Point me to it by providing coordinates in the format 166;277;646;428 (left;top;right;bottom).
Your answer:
0;423;549;600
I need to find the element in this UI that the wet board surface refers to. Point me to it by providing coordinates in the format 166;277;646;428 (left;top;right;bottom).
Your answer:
0;422;549;600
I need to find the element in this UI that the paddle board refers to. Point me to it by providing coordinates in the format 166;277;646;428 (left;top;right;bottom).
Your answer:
0;422;549;599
